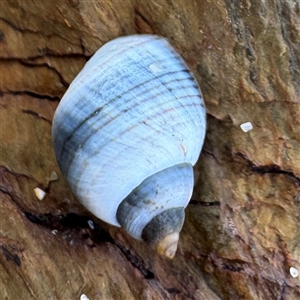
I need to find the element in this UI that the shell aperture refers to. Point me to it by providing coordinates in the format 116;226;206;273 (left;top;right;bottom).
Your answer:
52;34;206;258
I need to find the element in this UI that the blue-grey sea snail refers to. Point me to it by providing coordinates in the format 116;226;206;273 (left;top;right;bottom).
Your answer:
52;35;206;258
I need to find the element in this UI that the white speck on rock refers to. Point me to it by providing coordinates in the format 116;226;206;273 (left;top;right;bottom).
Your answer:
80;294;89;300
88;220;94;229
34;187;46;200
50;171;59;181
290;267;299;278
227;217;238;236
52;230;58;235
240;122;253;132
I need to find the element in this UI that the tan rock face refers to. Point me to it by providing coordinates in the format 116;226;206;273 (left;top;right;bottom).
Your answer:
0;0;299;299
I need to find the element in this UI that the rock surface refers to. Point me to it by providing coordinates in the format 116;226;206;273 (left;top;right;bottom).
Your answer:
0;0;299;299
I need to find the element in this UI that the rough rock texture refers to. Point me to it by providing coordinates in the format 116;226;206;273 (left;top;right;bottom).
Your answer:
0;0;299;299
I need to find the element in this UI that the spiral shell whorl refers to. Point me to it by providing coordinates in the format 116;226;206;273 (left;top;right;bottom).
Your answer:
116;163;193;240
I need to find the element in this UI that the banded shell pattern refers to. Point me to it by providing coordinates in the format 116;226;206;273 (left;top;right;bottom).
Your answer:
52;35;206;258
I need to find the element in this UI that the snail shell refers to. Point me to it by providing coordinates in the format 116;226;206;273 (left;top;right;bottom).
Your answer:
52;35;206;258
